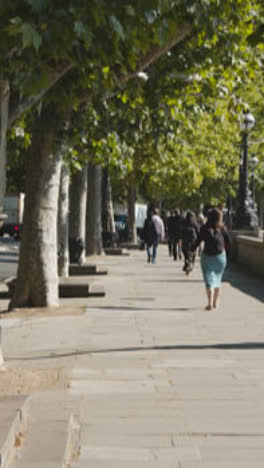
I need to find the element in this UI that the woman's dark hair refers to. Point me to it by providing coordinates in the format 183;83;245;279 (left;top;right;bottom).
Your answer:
207;208;223;229
185;210;197;226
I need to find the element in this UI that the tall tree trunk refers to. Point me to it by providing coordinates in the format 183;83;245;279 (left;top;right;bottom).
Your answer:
9;108;62;309
58;163;70;277
127;180;137;243
102;167;115;246
0;80;9;215
69;164;87;264
86;162;103;256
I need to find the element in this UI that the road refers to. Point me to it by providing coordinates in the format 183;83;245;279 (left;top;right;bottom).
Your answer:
0;238;18;281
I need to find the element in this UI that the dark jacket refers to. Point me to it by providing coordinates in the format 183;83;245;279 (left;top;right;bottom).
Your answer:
167;215;184;239
142;218;158;246
181;222;199;249
193;224;230;256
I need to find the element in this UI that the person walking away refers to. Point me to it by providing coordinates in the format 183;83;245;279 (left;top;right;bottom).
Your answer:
142;210;158;263
181;211;199;274
192;207;229;310
151;208;165;264
197;212;205;256
167;210;174;256
167;209;183;260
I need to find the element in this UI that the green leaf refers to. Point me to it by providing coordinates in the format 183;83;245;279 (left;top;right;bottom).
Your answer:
21;23;42;52
74;20;92;45
124;5;135;16
109;16;125;40
9;16;23;25
25;0;46;11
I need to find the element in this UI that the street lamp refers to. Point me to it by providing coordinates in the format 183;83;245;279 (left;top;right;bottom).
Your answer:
250;153;259;207
235;110;258;230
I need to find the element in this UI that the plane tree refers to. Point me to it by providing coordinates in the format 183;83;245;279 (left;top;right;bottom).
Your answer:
6;0;264;309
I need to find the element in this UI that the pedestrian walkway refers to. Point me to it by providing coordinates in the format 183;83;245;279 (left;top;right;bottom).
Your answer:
2;246;264;467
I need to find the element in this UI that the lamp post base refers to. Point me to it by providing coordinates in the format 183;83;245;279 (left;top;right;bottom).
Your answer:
234;208;258;231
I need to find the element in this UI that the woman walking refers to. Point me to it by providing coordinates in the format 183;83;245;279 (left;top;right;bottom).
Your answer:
181;211;199;275
142;210;158;263
193;208;229;310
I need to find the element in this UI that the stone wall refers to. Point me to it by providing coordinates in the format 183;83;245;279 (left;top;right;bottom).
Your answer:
231;233;264;277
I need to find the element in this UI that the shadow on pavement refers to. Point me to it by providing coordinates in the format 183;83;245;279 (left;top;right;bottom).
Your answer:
0;251;19;257
223;263;264;304
0;258;18;264
8;341;264;361
87;306;191;312
144;279;203;283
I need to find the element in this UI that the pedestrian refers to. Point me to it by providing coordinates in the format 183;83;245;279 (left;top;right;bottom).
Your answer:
151;208;165;264
181;211;199;274
196;212;205;257
192;207;229;310
167;208;183;260
166;210;174;256
142;210;158;263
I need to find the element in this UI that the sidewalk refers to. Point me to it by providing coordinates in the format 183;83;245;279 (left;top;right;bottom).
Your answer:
1;246;264;466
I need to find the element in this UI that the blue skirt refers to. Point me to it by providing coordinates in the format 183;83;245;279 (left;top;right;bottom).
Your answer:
200;251;227;289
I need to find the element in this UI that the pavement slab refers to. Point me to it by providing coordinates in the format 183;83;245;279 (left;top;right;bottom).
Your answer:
0;395;30;468
1;246;264;466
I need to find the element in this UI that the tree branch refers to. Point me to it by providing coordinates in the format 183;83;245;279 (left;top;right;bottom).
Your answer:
8;63;74;128
119;24;192;85
102;24;192;101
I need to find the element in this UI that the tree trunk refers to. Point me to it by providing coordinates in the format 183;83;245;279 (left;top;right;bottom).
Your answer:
9;109;62;309
69;164;87;264
127;181;137;243
86;162;103;256
0;80;9;214
58;163;70;277
102;167;116;246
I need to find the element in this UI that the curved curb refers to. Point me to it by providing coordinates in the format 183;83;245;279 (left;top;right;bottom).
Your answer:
0;395;31;468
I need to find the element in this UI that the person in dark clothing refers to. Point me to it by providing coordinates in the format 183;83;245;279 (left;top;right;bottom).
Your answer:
192;207;230;310
167;209;183;260
181;211;199;274
142;211;158;263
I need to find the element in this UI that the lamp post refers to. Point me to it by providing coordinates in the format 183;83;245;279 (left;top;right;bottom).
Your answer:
250;153;259;207
235;110;258;230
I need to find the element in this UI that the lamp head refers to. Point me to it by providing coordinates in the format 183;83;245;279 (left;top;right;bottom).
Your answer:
250;153;259;168
241;110;255;131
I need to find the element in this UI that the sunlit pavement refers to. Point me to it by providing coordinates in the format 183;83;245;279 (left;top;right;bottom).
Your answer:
2;245;264;467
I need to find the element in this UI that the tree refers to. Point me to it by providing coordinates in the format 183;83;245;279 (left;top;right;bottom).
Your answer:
69;165;88;264
58;163;70;277
86;162;103;256
8;0;264;309
9;104;63;309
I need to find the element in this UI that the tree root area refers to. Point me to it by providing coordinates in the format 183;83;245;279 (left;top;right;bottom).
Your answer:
0;367;65;396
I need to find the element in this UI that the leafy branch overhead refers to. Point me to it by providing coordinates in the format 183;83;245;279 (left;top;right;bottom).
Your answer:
2;0;264;207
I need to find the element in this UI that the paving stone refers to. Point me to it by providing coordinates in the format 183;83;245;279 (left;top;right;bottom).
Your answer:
11;393;80;468
73;462;180;468
3;247;264;466
80;445;155;461
0;395;30;468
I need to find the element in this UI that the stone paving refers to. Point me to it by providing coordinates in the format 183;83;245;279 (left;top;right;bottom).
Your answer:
2;245;264;467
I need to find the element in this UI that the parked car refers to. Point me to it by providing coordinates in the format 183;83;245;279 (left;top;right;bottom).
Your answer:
114;214;129;242
0;193;24;240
